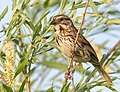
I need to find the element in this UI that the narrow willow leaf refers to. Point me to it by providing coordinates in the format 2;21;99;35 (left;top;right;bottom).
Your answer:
25;20;37;32
14;48;31;78
68;1;75;18
14;56;29;78
117;70;120;73
96;89;103;92
85;69;96;83
89;0;99;16
2;84;13;92
74;67;90;91
21;0;30;10
15;34;32;38
30;1;40;7
0;6;8;21
61;81;67;92
105;85;118;92
106;18;120;25
19;79;26;92
46;86;54;92
101;0;112;5
105;46;120;67
10;4;19;22
61;81;70;92
38;62;67;70
62;83;71;92
74;2;101;9
77;86;86;92
44;0;50;8
98;40;109;49
35;11;50;27
12;0;16;9
38;26;52;41
59;0;67;14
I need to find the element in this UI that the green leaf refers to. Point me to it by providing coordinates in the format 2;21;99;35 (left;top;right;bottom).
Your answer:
44;0;50;8
89;0;99;16
2;84;13;92
38;62;67;70
98;40;109;49
19;79;26;92
21;0;30;10
74;2;101;9
74;68;89;91
59;0;67;14
46;86;54;92
35;11;50;27
12;0;16;9
117;70;120;73
96;89;103;92
105;85;118;92
0;6;8;21
85;69;96;83
25;20;37;32
14;48;31;78
105;46;120;67
15;34;32;38
61;81;71;92
30;1;40;7
14;57;29;78
106;18;120;25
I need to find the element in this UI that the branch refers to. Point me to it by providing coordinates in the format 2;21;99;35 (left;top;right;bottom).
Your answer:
65;0;90;86
85;40;120;83
103;40;120;62
75;0;90;44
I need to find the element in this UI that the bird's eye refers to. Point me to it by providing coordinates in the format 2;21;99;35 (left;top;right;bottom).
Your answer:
60;18;63;21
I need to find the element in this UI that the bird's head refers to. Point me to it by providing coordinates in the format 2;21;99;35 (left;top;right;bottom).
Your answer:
50;15;73;27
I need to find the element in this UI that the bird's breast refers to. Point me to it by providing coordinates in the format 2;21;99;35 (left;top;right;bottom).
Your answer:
55;34;75;58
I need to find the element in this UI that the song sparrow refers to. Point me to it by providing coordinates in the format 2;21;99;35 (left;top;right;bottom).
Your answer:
50;14;112;84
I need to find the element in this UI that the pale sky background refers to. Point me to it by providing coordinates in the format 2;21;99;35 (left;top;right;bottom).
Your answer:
0;0;120;92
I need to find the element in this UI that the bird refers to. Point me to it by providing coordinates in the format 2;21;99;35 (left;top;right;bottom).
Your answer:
50;14;112;85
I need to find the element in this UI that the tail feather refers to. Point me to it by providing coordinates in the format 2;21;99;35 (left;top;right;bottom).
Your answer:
93;65;112;85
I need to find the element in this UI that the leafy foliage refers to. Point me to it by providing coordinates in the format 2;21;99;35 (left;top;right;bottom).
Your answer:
0;0;120;92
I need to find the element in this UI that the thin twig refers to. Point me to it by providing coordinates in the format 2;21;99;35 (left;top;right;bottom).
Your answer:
75;0;90;44
71;62;75;88
18;28;30;92
26;74;31;92
103;40;120;62
18;28;22;47
65;0;90;87
85;40;120;83
71;0;90;66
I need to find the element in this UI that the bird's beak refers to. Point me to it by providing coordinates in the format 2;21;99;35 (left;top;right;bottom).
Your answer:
50;20;56;25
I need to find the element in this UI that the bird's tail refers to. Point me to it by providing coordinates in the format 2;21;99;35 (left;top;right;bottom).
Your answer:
93;64;112;85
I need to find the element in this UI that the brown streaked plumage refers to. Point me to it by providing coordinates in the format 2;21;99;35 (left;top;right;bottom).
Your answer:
50;14;112;84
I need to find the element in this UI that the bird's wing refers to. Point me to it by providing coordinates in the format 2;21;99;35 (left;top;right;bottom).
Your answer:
77;34;99;62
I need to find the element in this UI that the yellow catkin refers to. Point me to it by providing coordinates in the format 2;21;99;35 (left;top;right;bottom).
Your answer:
3;41;14;87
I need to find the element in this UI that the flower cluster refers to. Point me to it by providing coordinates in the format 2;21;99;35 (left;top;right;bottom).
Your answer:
3;41;14;87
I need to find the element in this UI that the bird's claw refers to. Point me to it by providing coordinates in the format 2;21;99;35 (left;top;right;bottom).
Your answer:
64;69;72;80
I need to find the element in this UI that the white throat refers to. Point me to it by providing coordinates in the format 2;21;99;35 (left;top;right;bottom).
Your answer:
54;25;60;34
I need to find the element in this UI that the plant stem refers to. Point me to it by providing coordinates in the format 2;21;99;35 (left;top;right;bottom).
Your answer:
26;73;30;92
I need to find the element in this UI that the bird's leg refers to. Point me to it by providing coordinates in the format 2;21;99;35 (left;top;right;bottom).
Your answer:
65;58;73;80
71;63;75;88
69;62;80;72
65;51;77;82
